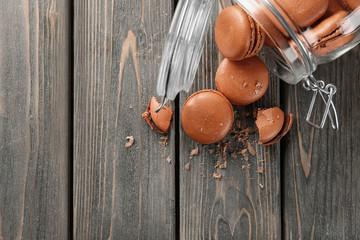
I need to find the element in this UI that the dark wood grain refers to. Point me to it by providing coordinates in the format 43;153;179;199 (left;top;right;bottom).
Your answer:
179;2;282;239
282;46;360;239
74;0;175;238
0;0;70;239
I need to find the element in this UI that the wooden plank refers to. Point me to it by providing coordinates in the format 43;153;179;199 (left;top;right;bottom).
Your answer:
282;46;360;239
179;2;282;239
0;0;70;239
73;0;175;238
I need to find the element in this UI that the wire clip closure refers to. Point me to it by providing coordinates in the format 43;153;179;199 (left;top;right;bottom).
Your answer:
302;75;339;130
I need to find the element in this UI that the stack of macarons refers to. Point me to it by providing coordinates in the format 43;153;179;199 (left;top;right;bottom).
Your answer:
181;5;293;145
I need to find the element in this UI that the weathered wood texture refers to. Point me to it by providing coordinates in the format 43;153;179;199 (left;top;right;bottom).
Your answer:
0;0;70;239
282;46;360;239
74;0;175;239
179;2;281;239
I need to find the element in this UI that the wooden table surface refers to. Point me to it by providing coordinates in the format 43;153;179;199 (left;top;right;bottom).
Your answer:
0;0;359;239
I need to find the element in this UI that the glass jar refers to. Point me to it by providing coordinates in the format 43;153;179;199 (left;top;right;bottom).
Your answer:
156;0;360;129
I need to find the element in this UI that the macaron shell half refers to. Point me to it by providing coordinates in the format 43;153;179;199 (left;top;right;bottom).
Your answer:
142;97;173;134
255;107;285;144
215;56;269;106
181;90;234;144
215;6;252;61
275;0;329;27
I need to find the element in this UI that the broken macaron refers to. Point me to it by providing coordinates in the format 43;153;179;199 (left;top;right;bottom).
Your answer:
142;97;173;134
181;90;234;144
255;107;293;146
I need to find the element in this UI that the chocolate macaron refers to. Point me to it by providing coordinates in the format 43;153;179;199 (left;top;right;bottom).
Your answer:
307;10;354;56
215;56;269;106
275;0;329;27
181;90;234;144
337;0;360;11
215;5;265;61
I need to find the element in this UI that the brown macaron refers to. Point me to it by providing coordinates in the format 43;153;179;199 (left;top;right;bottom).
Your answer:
215;56;269;106
307;11;354;56
181;90;234;144
215;5;265;61
275;0;329;27
337;0;360;11
142;97;173;134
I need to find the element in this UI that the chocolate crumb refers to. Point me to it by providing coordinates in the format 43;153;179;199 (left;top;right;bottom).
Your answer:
185;163;190;170
259;183;264;189
243;82;247;87
235;186;240;192
213;172;222;179
254;90;260;95
190;147;199;156
200;172;205;177
257;167;264;174
236;120;241;129
247;141;256;156
129;105;133;109
242;165;246;169
208;149;215;155
125;136;134;148
231;152;238;159
159;136;168;146
166;156;171;164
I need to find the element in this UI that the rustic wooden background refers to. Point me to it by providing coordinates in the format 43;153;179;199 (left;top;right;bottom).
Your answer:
0;0;359;239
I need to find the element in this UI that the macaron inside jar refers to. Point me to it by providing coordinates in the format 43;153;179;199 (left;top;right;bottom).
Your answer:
181;90;234;144
215;5;265;61
215;56;269;106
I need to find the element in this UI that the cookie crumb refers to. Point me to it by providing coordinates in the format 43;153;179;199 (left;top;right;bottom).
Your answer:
166;156;171;164
200;172;205;177
257;167;264;174
259;183;264;189
125;136;134;148
213;172;222;179
129;105;133;109
159;136;168;146
185;163;190;170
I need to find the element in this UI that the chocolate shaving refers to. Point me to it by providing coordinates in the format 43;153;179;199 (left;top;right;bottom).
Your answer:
125;136;134;148
246;141;256;156
190;147;199;156
185;163;190;170
213;172;222;179
166;156;171;164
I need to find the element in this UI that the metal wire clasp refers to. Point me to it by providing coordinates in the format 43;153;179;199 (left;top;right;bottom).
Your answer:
302;75;339;130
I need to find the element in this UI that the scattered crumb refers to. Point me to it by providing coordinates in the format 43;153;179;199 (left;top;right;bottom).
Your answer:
254;90;260;95
240;149;249;161
213;172;222;179
185;163;190;170
236;120;241;129
247;141;256;156
166;156;171;164
277;115;280;119
257;167;264;174
259;183;264;189
243;82;247;87
235;186;240;192
129;105;133;109
242;165;246;169
208;149;215;155
256;82;264;89
200;172;205;177
159;136;168;146
125;136;134;148
231;75;234;79
161;154;165;158
215;160;227;169
190;147;199;156
231;152;238;159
